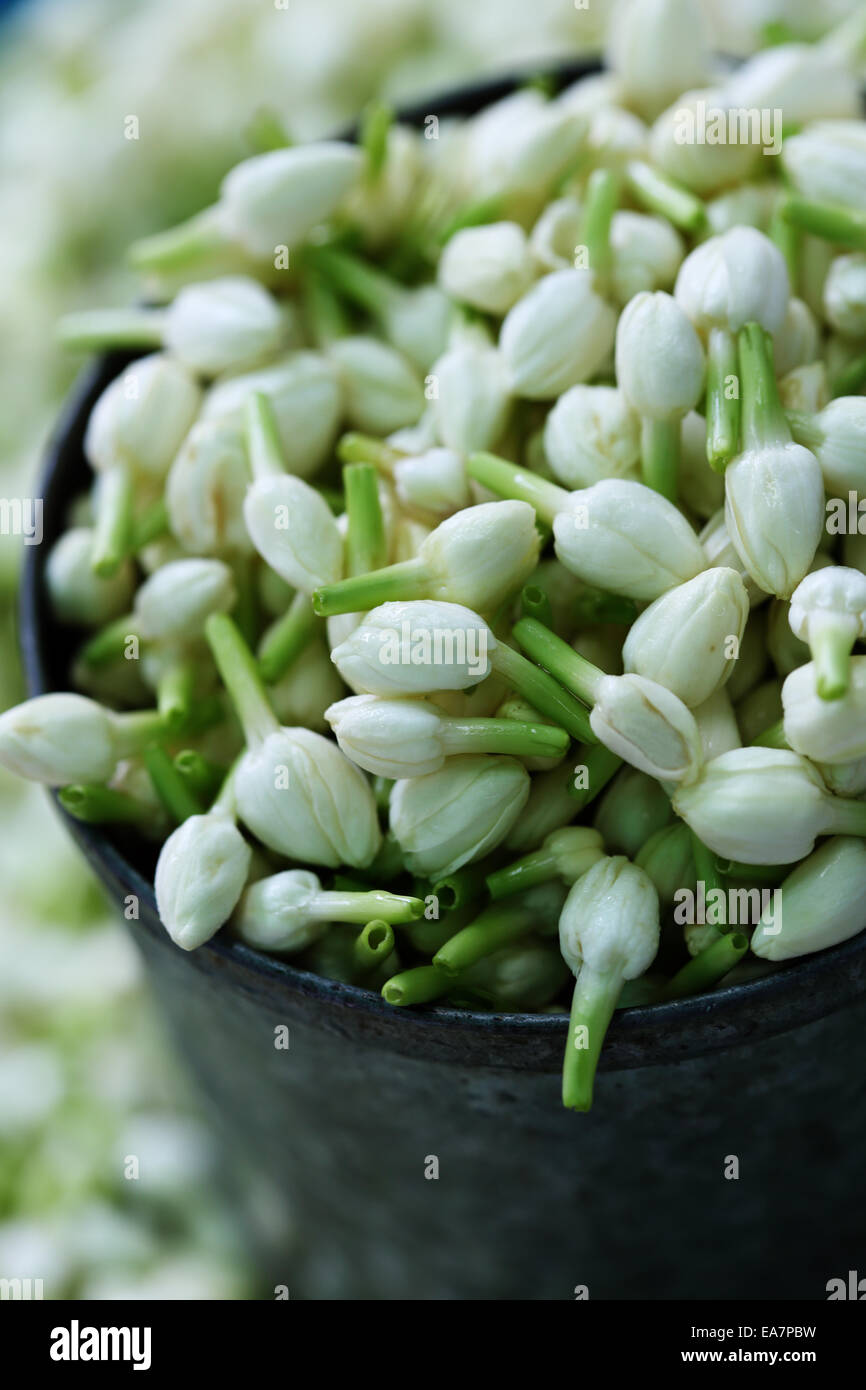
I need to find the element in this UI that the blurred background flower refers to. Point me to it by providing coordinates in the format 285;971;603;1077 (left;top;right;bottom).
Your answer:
0;0;861;1299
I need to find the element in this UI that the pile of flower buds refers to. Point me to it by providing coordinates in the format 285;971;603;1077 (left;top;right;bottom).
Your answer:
6;7;866;1110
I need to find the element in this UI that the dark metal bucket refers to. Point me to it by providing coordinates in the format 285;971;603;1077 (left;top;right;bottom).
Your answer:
19;63;866;1300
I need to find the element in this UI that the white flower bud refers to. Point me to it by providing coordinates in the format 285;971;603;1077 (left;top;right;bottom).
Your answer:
392;448;471;520
680;411;725;520
772;298;819;378
244;474;343;593
133;558;236;643
162;277;285;375
606;0;709;120
389;754;530;880
267;638;346;732
419;499;539;611
529;196;582;273
609;210;685;305
623;568;749;707
615;291;705;420
465;90;587;201
0;694;116;785
430;341;512;454
674;227;789;336
589;673;703;782
672;747;832;864
805;397;866;493
166;418;251;556
500;270;616;400
330;600;494;696
203;352;341;478
552;478;706;600
649;89;760;194
720;42;861;128
823;253;866;339
782;121;866;212
233;868;327;953
380;285;453;374
234;726;380;868
789;566;866;647
782;658;866;763
84;354;201;478
778;362;828;416
327;694;447;778
543;385;640;489
46;528;135;626
724;442;824;598
558;855;659;978
438;221;536;314
545;826;606;881
218;142;363;257
155;809;252;951
752;838;866;962
328;336;423;435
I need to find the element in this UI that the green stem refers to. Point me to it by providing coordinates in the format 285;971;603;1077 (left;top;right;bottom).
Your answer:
58;308;166;353
360;99;394;181
661;932;748;1001
486;847;559;900
231;552;260;649
129;498;169;552
520;584;554;628
345;462;388;577
751;718;789;749
353;920;395;973
705;326;741;472
245;392;286;480
109;709;173;756
568;741;623;807
737;321;790;450
143;745;203;823
318;889;423;925
825;797;866;837
640;417;680;502
831;352;866;397
511;616;604;704
257;592;318;685
92;465;135;578
561;965;623;1112
205;612;278;745
768;204;800;288
780;194;866;251
337;432;404;471
128;207;227;273
303;270;352;348
303;245;399;318
466;452;569;524
157;659;197;731
437;197;504;243
381;964;451;1006
440;716;569;760
433;903;532;976
490;642;595;743
173;749;225;803
312;557;431;617
430;863;488;913
579;168;618;289
243;106;293;153
79;614;139;666
58;783;154;830
572;588;638;626
810;613;856;700
624;160;707;234
690;830;727;902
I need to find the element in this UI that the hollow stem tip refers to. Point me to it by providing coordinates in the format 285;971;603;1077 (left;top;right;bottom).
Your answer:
381;964;451;1007
58;783;153;830
433;901;532;976
353;919;395;972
